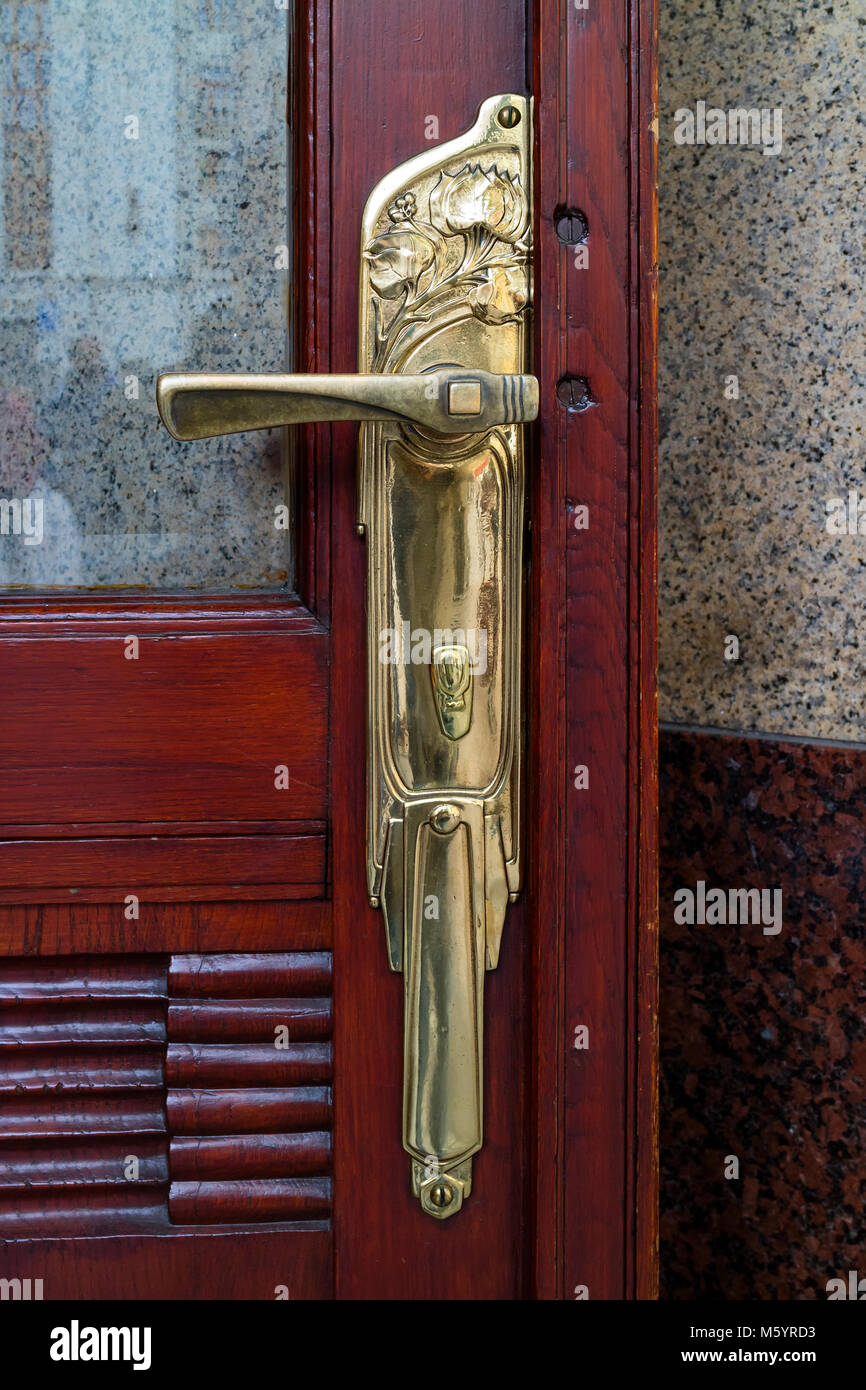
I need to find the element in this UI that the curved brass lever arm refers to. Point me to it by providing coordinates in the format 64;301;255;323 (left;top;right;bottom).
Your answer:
156;369;538;441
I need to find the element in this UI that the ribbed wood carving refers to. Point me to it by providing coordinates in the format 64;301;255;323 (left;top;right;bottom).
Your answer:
0;956;169;1236
166;952;332;1224
0;952;332;1235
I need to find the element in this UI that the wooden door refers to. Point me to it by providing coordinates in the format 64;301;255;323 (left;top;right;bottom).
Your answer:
0;0;657;1301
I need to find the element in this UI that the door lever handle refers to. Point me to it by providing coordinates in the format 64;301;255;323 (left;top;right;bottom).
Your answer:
157;369;538;441
157;92;532;1220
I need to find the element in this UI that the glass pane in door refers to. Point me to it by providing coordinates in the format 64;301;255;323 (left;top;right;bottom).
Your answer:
0;0;291;590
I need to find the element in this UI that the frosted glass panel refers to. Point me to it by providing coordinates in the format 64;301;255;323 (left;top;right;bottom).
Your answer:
0;0;291;590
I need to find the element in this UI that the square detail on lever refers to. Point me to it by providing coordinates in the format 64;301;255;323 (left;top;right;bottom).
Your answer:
447;380;482;416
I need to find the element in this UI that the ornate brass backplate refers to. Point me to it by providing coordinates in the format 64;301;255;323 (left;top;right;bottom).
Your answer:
156;92;535;1223
358;94;532;1218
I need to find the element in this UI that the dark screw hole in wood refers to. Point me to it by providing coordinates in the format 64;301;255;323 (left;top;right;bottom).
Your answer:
554;206;589;245
556;376;596;413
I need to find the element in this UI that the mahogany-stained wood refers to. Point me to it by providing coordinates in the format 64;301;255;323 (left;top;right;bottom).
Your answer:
0;900;331;957
0;1138;169;1187
320;0;658;1299
0;627;328;827
322;0;528;1303
169;1133;332;1180
168;1179;332;1226
0;955;166;999
168;952;331;996
0;956;168;1238
0;1231;332;1301
0;834;326;902
0;952;334;1244
529;0;659;1299
167;999;332;1041
165;1043;331;1086
163;951;333;1230
2;1096;166;1140
165;1089;331;1136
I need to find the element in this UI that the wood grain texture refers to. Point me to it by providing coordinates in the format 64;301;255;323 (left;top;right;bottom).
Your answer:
0;634;328;825
168;951;331;997
0;901;331;958
635;0;660;1301
0;834;326;903
167;998;332;1042
163;951;333;1225
0;1230;332;1300
0;594;323;635
527;0;569;1299
0;1047;164;1091
169;1179;332;1225
0;1001;164;1045
166;1043;332;1087
169;1132;331;1180
0;952;334;1241
1;1094;167;1139
165;1088;331;1136
292;0;332;627
0;1190;168;1237
530;0;658;1299
0;820;326;839
0;1139;169;1188
0;954;166;999
0;955;169;1237
323;0;528;1301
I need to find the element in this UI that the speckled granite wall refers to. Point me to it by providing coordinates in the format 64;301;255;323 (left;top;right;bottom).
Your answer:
660;728;866;1300
660;0;866;741
660;0;866;1302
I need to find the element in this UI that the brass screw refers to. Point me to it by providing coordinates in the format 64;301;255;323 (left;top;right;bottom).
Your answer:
429;803;461;834
430;1181;454;1208
497;105;521;129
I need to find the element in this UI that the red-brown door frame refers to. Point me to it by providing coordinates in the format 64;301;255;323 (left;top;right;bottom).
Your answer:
297;0;658;1298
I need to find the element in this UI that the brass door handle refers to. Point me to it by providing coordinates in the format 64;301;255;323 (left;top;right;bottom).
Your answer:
157;93;532;1221
157;369;537;440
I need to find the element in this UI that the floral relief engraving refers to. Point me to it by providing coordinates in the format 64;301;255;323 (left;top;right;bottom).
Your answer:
364;163;530;372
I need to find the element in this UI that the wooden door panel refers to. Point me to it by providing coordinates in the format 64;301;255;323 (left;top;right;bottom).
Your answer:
0;952;333;1277
0;835;325;902
0;900;330;957
0;2;336;1303
320;0;657;1299
0;619;328;827
325;0;530;1302
0;1231;332;1301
